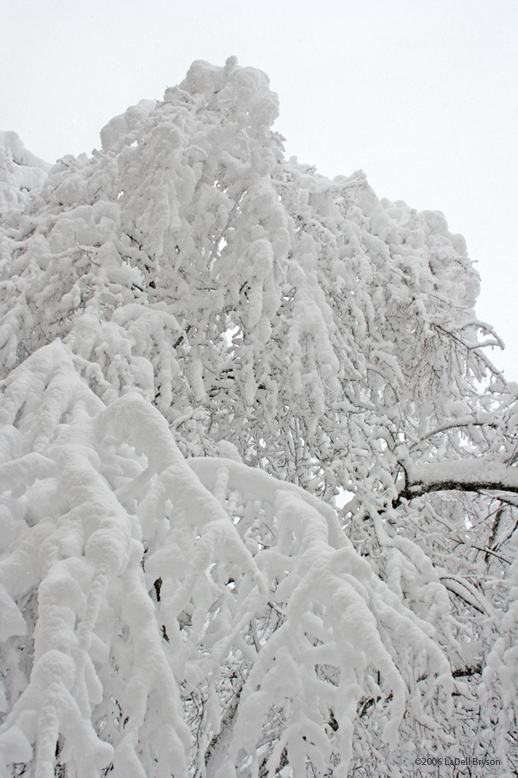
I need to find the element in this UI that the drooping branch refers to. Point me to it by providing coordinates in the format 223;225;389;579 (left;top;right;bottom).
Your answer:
408;416;499;452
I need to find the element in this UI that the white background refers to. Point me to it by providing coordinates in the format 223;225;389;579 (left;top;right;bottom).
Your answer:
2;0;517;377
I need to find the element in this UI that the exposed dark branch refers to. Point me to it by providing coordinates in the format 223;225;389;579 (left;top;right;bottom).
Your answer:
452;664;482;679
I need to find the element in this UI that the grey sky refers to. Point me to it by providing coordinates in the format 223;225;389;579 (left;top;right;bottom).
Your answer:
2;0;517;378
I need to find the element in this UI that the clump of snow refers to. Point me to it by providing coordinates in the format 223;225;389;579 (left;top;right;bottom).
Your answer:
0;131;50;215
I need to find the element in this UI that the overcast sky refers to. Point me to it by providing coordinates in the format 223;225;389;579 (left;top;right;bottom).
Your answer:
2;0;517;378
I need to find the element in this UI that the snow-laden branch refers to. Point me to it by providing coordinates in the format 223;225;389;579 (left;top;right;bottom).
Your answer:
0;343;457;777
400;459;518;499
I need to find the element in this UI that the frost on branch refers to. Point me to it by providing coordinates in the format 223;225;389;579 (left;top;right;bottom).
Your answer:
1;58;517;776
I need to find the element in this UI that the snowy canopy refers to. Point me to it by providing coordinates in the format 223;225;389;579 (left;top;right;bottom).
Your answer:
1;58;517;777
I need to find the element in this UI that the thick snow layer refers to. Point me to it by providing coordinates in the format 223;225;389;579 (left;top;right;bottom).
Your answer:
407;459;518;494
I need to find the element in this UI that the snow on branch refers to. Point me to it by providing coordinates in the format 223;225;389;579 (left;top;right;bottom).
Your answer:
1;56;516;775
0;343;455;777
400;460;518;499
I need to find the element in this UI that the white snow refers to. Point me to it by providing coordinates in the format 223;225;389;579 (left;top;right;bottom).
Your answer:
0;57;515;777
0;131;50;215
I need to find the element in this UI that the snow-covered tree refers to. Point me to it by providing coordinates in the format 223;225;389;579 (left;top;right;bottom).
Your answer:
1;58;517;777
